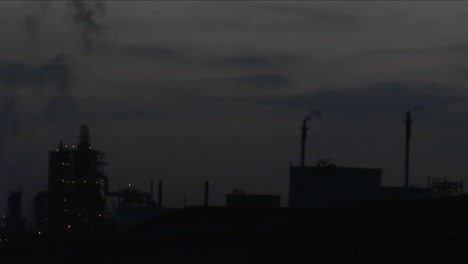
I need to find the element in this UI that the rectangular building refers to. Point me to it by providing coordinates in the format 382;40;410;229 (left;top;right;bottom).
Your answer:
289;164;382;208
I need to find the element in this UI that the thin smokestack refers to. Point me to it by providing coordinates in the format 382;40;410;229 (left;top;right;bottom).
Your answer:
300;110;321;167
150;180;154;199
300;119;308;167
405;111;412;188
158;180;163;208
204;181;209;207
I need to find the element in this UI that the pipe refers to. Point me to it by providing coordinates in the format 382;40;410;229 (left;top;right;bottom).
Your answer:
158;180;163;208
300;119;308;167
405;111;412;188
204;181;209;207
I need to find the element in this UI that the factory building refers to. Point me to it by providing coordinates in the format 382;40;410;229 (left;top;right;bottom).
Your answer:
6;191;25;237
226;189;281;208
289;162;382;208
47;125;113;236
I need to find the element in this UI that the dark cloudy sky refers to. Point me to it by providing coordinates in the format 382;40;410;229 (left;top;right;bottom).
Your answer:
1;1;468;219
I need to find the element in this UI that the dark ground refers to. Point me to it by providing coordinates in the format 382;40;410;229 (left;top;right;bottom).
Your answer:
2;198;468;263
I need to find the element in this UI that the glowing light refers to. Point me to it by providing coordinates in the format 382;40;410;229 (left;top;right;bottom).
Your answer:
98;214;102;217
84;180;87;184
38;231;42;235
56;149;59;152
72;145;75;148
65;144;68;148
128;183;132;187
63;198;66;202
67;224;71;229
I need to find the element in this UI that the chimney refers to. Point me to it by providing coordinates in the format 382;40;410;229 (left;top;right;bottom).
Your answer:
204;181;209;207
300;119;308;167
405;111;412;188
158;180;163;208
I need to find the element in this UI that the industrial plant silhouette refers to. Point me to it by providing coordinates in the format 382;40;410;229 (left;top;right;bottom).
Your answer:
0;114;467;263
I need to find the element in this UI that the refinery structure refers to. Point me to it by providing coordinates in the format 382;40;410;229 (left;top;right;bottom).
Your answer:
1;114;466;238
46;125;113;236
0;115;467;263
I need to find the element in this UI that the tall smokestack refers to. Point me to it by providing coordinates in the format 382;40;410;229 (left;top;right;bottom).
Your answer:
405;111;412;188
158;180;163;208
204;181;209;207
300;119;308;167
150;180;154;199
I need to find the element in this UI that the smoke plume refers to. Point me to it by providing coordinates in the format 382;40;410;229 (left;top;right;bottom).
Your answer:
304;109;322;121
67;0;107;53
23;2;51;43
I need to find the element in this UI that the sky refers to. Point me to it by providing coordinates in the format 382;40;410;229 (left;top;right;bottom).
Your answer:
1;1;468;221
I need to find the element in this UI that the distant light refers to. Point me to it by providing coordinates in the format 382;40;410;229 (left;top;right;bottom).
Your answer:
89;146;92;149
72;145;75;148
56;149;59;152
128;183;132;187
67;224;71;229
38;231;42;235
98;214;102;217
64;144;68;148
63;198;66;202
84;180;87;184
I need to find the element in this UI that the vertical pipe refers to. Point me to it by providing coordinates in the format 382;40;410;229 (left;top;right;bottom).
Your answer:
158;180;163;208
300;119;308;167
204;181;209;207
405;111;412;188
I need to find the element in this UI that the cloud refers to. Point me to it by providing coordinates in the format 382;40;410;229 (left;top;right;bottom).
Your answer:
234;73;294;88
0;54;74;91
121;45;179;60
254;82;464;119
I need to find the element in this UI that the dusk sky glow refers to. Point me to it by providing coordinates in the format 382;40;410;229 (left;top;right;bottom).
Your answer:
1;1;468;219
